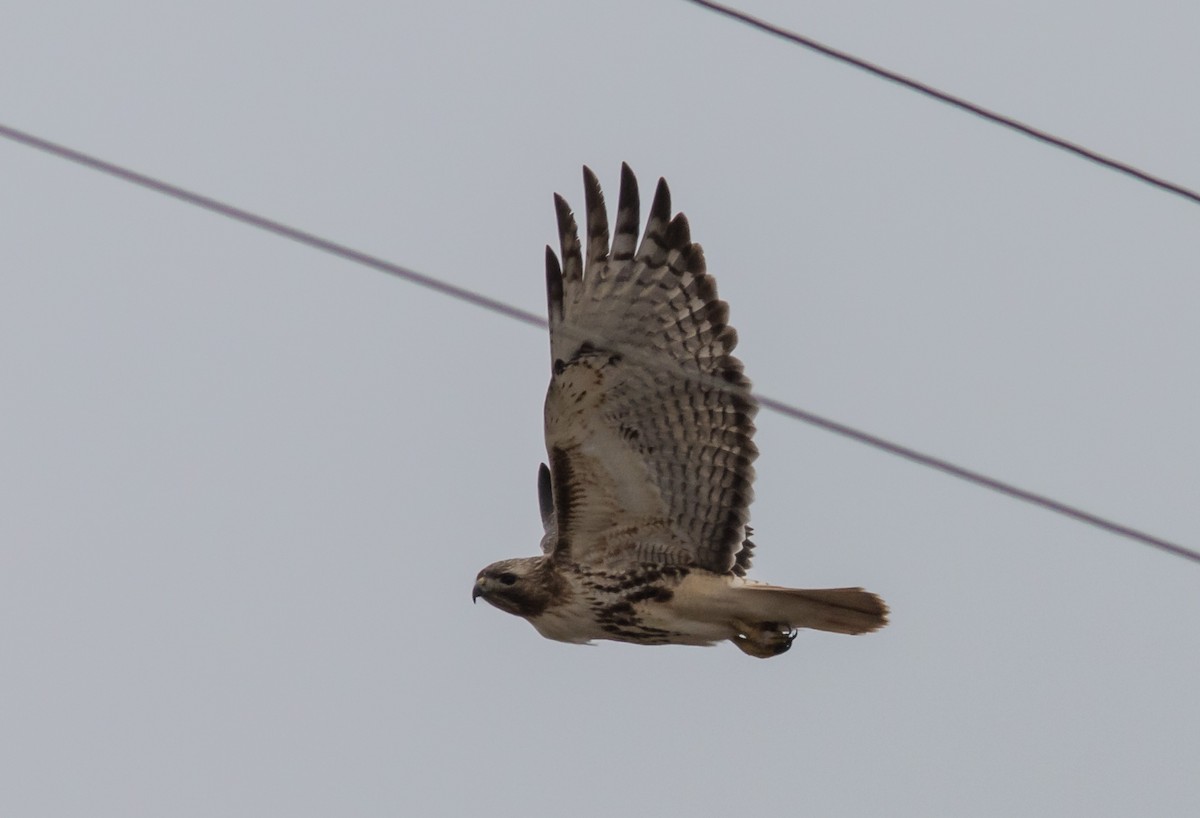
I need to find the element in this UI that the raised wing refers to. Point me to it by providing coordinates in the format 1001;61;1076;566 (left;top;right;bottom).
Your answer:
543;165;758;575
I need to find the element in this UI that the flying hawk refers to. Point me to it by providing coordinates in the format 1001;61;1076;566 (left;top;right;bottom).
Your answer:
474;165;887;658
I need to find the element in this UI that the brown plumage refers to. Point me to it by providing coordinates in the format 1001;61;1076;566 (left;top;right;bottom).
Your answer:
474;165;887;658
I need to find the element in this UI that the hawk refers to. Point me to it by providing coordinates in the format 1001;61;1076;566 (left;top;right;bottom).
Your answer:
473;165;887;658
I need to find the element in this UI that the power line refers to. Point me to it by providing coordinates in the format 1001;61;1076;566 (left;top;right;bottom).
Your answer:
2;122;1196;566
0;124;546;333
683;0;1200;208
755;397;1200;564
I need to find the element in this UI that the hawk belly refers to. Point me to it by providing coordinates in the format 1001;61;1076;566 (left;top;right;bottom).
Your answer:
528;568;737;647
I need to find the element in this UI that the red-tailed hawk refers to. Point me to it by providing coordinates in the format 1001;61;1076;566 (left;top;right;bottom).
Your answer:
473;165;887;658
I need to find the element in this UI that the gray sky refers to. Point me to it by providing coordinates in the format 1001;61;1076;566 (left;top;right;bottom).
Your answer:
3;2;1198;816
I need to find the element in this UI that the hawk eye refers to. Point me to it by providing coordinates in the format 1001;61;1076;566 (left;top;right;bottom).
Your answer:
497;572;518;586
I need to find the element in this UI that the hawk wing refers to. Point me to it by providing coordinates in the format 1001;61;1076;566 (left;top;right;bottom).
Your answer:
542;165;758;575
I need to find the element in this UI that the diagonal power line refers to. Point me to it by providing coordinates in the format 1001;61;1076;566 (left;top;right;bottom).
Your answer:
0;124;547;332
683;0;1200;208
1;122;1196;566
754;396;1200;564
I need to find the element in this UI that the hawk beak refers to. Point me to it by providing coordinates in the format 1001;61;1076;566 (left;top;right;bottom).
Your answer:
472;580;485;603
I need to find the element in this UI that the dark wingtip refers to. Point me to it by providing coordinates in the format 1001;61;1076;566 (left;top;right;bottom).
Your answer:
650;177;671;223
553;192;572;229
553;191;582;284
537;462;554;522
582;166;605;215
581;165;610;268
664;212;691;249
620;162;637;193
545;245;563;323
612;163;641;260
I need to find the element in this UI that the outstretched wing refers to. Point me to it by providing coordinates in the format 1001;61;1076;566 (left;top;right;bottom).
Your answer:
543;164;758;575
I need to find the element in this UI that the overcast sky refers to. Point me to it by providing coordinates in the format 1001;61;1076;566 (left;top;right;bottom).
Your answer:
3;2;1198;816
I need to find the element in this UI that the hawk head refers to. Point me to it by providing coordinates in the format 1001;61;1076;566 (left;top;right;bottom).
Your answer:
473;556;562;619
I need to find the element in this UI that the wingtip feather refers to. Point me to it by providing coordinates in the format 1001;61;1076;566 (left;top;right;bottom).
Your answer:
545;245;564;324
582;166;610;271
651;177;671;221
612;162;641;260
553;192;583;284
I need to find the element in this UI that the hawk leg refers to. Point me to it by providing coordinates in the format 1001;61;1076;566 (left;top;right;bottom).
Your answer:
731;619;797;659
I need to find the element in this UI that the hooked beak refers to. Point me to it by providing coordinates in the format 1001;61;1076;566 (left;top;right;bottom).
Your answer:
472;579;485;604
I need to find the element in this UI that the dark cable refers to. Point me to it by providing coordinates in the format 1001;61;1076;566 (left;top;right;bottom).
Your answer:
682;0;1200;207
2;122;1195;565
0;124;546;332
756;396;1200;565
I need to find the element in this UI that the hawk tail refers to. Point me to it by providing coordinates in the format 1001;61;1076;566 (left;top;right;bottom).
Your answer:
740;584;888;635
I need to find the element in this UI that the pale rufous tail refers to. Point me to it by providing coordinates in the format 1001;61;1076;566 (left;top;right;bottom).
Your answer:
739;585;889;635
